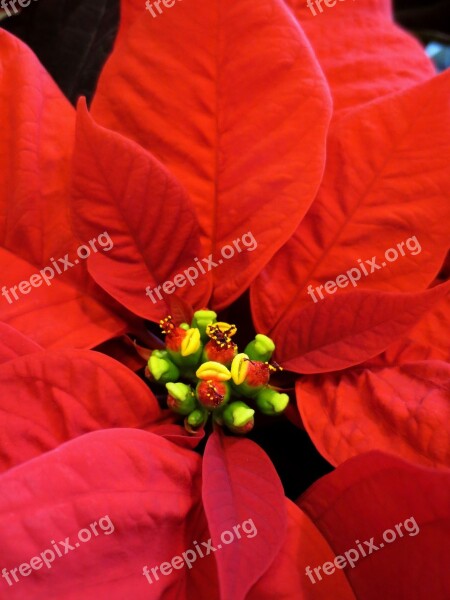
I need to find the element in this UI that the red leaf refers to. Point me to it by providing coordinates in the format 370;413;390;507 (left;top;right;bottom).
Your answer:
248;499;356;600
166;295;195;326
115;0;143;35
0;430;218;599
0;323;42;363
299;452;450;600
154;423;206;450
251;72;450;335
0;31;127;349
0;31;74;262
202;429;287;600
276;283;450;374
297;359;450;468
0;348;164;472
375;293;450;365
92;0;332;309
285;0;435;116
71;100;211;321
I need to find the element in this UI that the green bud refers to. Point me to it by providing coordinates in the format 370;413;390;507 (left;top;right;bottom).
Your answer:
166;382;197;415
244;334;275;362
179;322;190;331
148;350;180;384
192;309;217;341
256;388;289;415
185;407;208;432
222;401;255;434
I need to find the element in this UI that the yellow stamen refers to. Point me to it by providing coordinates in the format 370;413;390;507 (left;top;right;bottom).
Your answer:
206;322;237;338
231;353;250;385
196;361;231;381
181;328;201;356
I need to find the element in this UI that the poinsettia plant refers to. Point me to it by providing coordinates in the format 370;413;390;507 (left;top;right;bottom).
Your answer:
0;0;449;598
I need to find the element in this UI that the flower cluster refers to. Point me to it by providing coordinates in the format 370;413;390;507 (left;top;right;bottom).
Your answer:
146;309;288;434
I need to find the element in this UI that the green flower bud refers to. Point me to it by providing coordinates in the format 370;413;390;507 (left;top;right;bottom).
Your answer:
185;407;208;433
222;401;255;434
148;350;180;384
256;388;289;415
192;309;217;341
166;382;197;415
244;334;275;362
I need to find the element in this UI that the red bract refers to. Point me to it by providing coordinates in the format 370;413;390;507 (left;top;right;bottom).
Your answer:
0;429;215;600
0;33;129;349
285;0;436;116
0;333;168;471
275;284;450;373
298;452;450;600
296;294;450;469
71;100;212;321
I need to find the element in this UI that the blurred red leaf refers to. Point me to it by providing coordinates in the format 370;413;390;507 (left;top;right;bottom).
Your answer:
0;323;42;363
285;0;435;116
